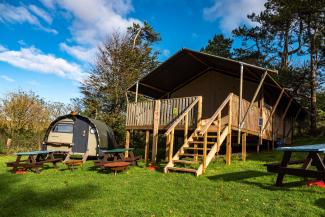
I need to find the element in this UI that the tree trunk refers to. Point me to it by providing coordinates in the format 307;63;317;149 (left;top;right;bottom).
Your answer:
309;30;317;135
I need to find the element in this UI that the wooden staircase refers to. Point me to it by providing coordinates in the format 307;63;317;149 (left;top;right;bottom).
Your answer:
164;124;228;176
164;93;233;176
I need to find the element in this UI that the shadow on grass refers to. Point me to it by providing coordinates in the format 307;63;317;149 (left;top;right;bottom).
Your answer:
207;170;314;192
0;173;96;217
314;198;325;212
208;170;270;182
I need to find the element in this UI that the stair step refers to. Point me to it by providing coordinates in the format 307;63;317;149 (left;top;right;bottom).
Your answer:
184;147;211;151
188;141;215;144
193;135;218;138
173;160;199;164
179;153;203;157
167;167;197;173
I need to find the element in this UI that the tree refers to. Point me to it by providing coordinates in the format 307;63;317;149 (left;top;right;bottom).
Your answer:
233;0;324;135
0;90;50;149
81;23;160;142
232;25;273;67
297;0;325;134
200;34;233;58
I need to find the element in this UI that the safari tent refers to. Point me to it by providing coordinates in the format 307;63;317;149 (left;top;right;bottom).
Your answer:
43;113;116;156
125;48;307;176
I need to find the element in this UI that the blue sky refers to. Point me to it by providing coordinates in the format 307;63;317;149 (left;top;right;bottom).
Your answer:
0;0;266;103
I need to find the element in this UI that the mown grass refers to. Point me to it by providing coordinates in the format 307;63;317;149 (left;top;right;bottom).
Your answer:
0;139;324;217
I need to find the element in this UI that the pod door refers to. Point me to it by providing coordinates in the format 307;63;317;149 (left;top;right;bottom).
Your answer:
72;118;89;153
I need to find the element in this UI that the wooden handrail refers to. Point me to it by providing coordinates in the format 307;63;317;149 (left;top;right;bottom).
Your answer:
199;93;233;136
164;97;201;136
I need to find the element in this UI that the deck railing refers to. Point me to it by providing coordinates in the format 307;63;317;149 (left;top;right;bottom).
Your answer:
126;96;201;129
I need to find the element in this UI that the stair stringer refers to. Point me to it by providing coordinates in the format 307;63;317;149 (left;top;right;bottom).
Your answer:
163;129;198;173
195;125;229;176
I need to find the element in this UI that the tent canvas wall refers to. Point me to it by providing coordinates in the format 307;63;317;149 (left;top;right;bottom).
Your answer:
43;114;117;156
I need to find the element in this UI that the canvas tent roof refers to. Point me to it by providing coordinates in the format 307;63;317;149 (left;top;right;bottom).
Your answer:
128;48;307;118
45;114;117;148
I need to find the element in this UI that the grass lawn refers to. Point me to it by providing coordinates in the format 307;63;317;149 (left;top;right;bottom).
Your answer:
0;139;324;217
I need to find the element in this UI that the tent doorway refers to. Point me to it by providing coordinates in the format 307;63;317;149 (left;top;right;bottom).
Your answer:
72;118;89;153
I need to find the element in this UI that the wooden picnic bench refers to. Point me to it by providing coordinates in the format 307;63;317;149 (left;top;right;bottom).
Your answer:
94;148;140;168
265;144;325;186
63;151;88;171
102;162;130;175
6;150;65;173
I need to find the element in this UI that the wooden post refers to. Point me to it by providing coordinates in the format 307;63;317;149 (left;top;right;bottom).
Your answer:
168;129;174;163
165;133;170;161
184;114;189;145
226;95;232;165
242;132;247;161
217;113;221;151
135;81;139;103
261;88;285;133
238;64;243;144
197;96;202;128
151;100;161;163
125;130;130;158
240;71;267;128
203;132;207;173
145;130;150;163
257;90;264;153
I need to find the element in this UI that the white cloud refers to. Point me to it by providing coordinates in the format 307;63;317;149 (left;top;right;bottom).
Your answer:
0;3;57;34
0;44;7;52
45;0;141;61
59;43;97;63
0;75;15;82
203;0;266;33
29;4;53;24
0;46;88;82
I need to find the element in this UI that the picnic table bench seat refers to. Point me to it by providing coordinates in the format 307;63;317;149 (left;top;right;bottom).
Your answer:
94;148;140;168
266;144;325;186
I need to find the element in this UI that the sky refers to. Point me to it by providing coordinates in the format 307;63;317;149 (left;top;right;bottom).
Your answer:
0;0;266;103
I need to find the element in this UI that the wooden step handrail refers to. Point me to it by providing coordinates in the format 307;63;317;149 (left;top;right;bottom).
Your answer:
164;97;201;136
199;93;233;136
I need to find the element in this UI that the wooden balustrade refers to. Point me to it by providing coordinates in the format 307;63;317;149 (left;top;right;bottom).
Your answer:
126;96;199;129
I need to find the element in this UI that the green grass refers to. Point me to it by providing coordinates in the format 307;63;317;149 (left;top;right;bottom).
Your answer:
0;142;324;217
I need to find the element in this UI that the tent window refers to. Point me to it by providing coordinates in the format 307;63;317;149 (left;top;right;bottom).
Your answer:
53;123;73;133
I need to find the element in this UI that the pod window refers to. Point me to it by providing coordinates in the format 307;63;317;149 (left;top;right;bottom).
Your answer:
52;123;73;133
90;128;96;134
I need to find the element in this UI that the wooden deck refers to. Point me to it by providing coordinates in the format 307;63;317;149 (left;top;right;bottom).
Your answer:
124;93;295;176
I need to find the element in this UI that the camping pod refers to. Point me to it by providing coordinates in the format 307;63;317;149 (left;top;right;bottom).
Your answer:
43;113;117;156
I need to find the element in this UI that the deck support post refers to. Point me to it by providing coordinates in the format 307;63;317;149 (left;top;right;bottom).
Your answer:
242;132;247;161
226;95;232;165
165;134;170;161
151;100;161;163
257;89;264;153
145;130;150;163
168;129;174;163
238;64;243;144
125;130;130;158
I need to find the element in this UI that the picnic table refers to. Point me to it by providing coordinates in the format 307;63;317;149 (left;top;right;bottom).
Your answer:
6;150;65;173
266;144;325;186
94;148;140;167
102;162;130;175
